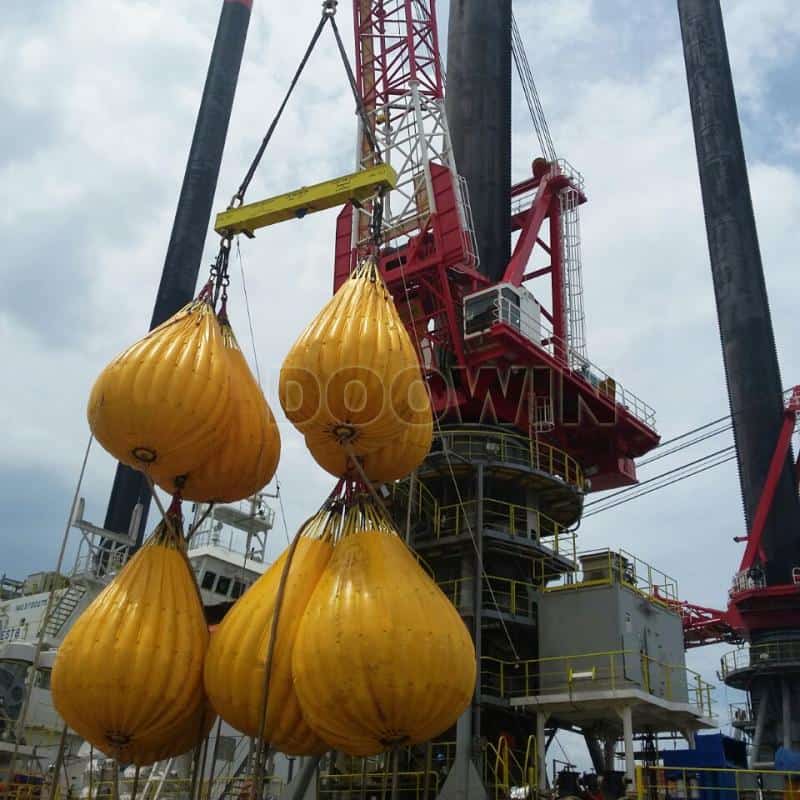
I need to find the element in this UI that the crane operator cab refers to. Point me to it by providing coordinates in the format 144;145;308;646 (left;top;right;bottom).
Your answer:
463;283;543;344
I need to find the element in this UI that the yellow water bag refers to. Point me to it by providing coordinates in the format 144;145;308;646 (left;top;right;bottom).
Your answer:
153;317;280;502
292;505;476;756
87;297;232;477
131;700;216;766
279;258;427;458
204;512;334;755
51;510;209;765
308;400;433;483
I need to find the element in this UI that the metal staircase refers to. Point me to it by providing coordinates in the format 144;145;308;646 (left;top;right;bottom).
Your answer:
43;584;87;639
211;734;253;800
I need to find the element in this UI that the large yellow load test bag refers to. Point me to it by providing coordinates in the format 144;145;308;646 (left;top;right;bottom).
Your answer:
280;258;432;478
152;313;281;502
292;500;476;756
51;509;211;765
87;295;232;479
203;509;335;755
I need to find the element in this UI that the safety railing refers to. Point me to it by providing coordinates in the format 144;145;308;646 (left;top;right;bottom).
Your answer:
480;650;714;717
510;158;585;217
729;700;754;727
1;778;45;800
188;529;258;559
539;548;679;604
730;566;767;594
0;574;25;600
434;428;586;492
483;735;538;800
438;574;539;620
469;291;656;431
721;640;800;678
635;764;800;800
60;773;285;799
71;546;130;582
429;498;576;557
392;478;441;529
319;770;439;800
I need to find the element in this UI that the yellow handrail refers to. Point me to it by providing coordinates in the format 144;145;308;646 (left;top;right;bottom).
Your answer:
431;497;576;556
437;574;538;618
636;763;800;800
522;734;538;792
479;650;715;715
318;770;439;800
433;428;586;492
538;548;679;604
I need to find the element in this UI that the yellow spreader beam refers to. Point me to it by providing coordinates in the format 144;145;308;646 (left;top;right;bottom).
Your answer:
214;163;398;237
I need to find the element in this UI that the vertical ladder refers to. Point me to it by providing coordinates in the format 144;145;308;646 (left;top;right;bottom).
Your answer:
559;187;588;366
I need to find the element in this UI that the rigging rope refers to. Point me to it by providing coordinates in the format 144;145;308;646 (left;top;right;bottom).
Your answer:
636;423;733;467
275;479;293;547
235;238;262;388
583;386;800;515
511;12;556;162
583;452;737;519
230;7;333;210
234;238;291;547
209;0;384;308
328;12;382;163
585;446;737;510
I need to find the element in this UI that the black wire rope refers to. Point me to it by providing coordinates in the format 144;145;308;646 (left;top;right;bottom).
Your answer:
637;423;733;467
511;12;556;161
583;453;738;518
328;12;382;163
208;0;385;307
230;6;332;209
584;445;737;509
579;386;797;518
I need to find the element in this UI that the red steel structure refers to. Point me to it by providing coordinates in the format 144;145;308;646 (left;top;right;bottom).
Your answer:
675;386;800;648
334;0;659;492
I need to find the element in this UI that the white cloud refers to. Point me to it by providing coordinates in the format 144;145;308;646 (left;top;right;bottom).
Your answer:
1;0;798;755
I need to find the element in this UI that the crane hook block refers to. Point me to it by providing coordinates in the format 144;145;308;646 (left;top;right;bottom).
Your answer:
214;164;398;237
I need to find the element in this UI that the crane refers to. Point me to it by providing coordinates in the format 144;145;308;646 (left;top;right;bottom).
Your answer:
332;0;659;493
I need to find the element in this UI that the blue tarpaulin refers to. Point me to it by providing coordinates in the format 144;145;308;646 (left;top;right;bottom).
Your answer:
775;748;800;772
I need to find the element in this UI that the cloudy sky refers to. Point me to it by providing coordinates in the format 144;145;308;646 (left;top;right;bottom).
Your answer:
2;0;798;744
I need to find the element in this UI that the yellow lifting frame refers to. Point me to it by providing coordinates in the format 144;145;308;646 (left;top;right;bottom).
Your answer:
214;163;398;237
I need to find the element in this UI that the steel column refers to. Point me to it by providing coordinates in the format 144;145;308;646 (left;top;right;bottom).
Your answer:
473;463;484;738
782;678;792;750
103;0;252;542
536;713;548;793
750;682;770;767
620;706;635;788
446;0;511;281
677;0;800;584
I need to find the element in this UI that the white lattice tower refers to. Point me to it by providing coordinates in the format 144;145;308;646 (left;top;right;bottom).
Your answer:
352;0;471;250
